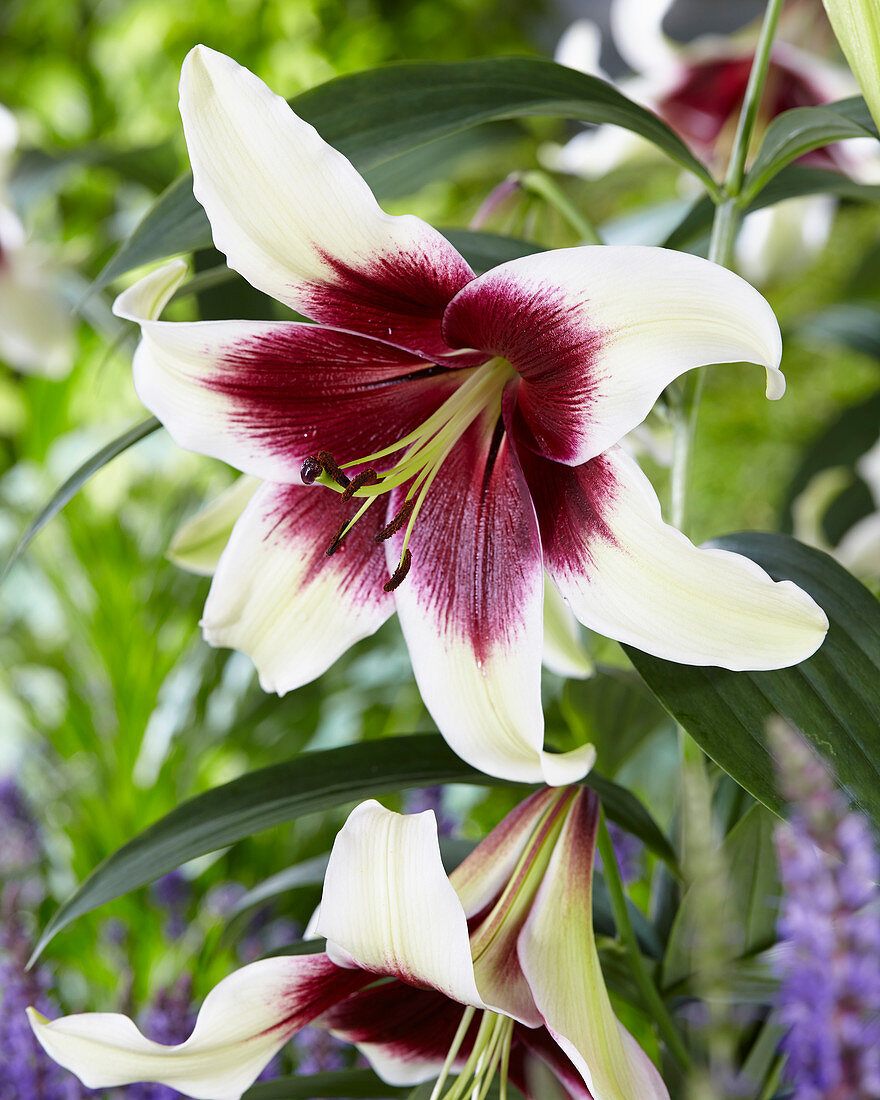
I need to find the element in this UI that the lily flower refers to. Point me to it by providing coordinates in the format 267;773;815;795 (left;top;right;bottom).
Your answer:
30;787;671;1100
0;104;74;378
117;46;827;784
547;0;880;283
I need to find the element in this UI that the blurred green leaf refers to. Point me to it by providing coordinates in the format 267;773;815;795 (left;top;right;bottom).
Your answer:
780;391;880;533
33;733;674;961
95;57;714;288
246;1069;408;1098
663;165;880;251
625;534;880;827
3;417;162;580
789;304;880;361
742;104;875;203
662;804;779;989
560;672;668;776
31;734;490;962
440;228;543;272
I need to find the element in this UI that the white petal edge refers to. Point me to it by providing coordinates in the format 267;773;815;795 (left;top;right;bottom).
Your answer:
168;475;260;576
201;481;394;694
178;46;469;327
551;447;829;670
28;955;356;1100
316;800;487;1009
449;246;784;467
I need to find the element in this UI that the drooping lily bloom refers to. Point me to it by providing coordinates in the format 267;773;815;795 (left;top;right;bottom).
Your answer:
30;788;670;1100
118;46;827;784
548;0;880;283
0;104;74;378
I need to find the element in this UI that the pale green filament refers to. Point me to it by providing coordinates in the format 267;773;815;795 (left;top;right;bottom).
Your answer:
313;358;514;568
429;1009;515;1100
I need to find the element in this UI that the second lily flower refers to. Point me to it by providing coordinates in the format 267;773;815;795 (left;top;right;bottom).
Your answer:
30;787;670;1100
118;46;828;784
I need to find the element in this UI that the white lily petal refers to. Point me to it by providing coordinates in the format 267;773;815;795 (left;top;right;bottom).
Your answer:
388;411;594;785
609;0;679;76
519;789;670;1100
178;46;473;359
543;579;594;679
28;955;365;1100
524;445;828;670
555;19;606;78
168;475;260;576
317;801;486;1008
0;251;74;378
202;481;394;694
116;260;451;485
444;246;783;467
735;195;835;286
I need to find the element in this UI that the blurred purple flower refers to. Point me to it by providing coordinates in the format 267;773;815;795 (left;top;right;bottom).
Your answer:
402;786;458;838
771;723;880;1099
0;776;41;876
0;888;87;1099
595;820;643;886
150;870;191;942
292;1025;348;1074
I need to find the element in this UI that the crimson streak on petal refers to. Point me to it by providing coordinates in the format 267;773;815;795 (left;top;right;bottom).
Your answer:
203;325;461;479
300;247;480;362
442;268;606;465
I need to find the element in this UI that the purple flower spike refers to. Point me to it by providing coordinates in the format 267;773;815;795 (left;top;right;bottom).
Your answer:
770;721;880;1098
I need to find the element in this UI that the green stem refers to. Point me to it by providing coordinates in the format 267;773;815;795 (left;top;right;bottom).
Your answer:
517;170;603;244
597;812;693;1072
669;0;786;535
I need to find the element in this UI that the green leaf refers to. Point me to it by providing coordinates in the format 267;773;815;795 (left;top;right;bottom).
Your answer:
30;734;489;963
625;533;880;828
742;104;875;203
245;1069;409;1098
789;304;880;361
662;164;880;251
440;229;543;273
780;391;880;534
95;57;714;287
3;417;162;580
32;732;674;961
662;804;779;990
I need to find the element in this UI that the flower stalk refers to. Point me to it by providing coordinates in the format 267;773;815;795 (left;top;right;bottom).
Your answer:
597;812;692;1073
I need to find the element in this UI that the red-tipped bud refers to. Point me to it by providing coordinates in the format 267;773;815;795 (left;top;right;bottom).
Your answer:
300;455;323;484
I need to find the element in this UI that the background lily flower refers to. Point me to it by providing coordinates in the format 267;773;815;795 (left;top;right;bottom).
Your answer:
29;789;670;1100
0;103;75;379
118;45;827;784
547;0;880;283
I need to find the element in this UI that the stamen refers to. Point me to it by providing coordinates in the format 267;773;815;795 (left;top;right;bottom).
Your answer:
341;467;378;502
317;450;351;488
375;498;415;543
300;455;323;484
383;549;412;592
326;520;350;556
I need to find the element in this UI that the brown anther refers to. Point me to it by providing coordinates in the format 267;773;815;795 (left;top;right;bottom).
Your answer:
375;498;415;543
340;467;378;502
326;520;350;556
300;455;323;484
317;450;351;488
383;548;413;592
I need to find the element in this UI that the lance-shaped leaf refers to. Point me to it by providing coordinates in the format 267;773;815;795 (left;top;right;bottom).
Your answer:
625;533;880;828
96;57;714;288
30;734;674;963
741;103;876;203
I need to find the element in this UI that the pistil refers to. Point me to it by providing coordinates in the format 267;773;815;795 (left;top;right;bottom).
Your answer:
301;358;514;589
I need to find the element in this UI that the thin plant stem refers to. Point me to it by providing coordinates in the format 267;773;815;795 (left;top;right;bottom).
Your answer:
597;811;693;1072
670;0;786;535
517;170;603;244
